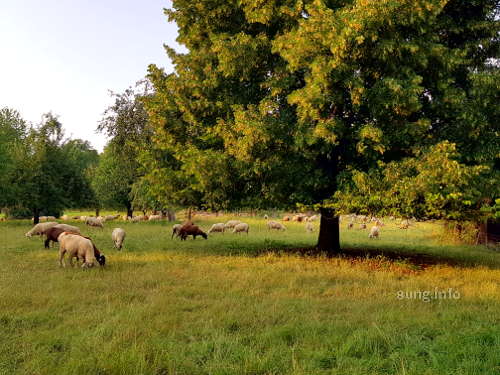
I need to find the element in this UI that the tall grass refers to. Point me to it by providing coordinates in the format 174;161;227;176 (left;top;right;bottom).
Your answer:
0;216;498;374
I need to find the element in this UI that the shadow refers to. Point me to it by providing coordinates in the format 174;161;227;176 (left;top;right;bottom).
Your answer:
259;245;500;270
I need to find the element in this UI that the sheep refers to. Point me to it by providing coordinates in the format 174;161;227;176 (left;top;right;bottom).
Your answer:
148;215;162;221
305;222;314;232
282;216;291;221
61;215;69;221
96;216;106;222
111;228;126;250
85;217;104;228
359;223;367;230
208;223;225;234
369;225;380;239
44;226;80;249
178;224;207;240
121;215;129;221
233;222;249;234
171;224;182;238
307;215;318;222
25;222;59;238
267;221;286;231
399;222;409;229
292;214;304;222
263;214;268;220
58;233;97;268
80;216;87;222
224;220;241;229
54;223;80;234
105;214;120;221
347;222;354;229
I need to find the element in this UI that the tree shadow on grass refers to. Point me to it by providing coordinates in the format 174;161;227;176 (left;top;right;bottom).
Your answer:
257;243;500;270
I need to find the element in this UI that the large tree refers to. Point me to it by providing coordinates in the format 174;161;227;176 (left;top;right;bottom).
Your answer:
144;0;499;253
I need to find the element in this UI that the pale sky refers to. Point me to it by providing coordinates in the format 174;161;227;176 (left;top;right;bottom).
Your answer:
0;0;182;151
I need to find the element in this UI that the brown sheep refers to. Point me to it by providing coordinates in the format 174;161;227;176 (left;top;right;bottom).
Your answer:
178;224;207;240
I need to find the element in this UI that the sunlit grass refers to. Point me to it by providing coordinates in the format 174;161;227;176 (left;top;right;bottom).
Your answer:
0;215;499;374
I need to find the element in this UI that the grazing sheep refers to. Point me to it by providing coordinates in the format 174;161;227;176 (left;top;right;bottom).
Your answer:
178;224;207;240
85;217;104;228
359;223;367;230
224;220;241;229
208;223;225;234
54;223;80;234
111;228;126;250
282;216;290;221
369;226;380;239
171;224;182;238
105;214;120;221
72;216;80;220
233;222;249;234
305;222;314;232
25;222;59;238
292;214;304;222
267;221;286;231
44;227;76;248
347;222;354;229
58;233;97;268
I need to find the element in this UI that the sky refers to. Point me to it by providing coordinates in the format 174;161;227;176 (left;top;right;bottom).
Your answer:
0;0;182;151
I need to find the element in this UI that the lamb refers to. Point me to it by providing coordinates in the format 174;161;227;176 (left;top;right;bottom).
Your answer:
369;225;380;239
178;224;208;240
85;217;104;228
25;222;59;238
111;228;126;250
224;220;241;229
208;223;225;234
233;222;249;234
305;222;314;232
267;221;286;231
171;224;182;238
58;232;97;268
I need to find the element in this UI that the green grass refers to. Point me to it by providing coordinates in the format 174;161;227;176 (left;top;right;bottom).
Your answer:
0;215;499;374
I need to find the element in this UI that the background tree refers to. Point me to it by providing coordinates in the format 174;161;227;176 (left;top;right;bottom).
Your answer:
144;0;499;253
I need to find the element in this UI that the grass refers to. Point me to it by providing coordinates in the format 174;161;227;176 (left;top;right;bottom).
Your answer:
0;215;499;374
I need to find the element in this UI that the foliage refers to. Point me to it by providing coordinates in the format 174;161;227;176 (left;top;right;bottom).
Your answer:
143;0;499;222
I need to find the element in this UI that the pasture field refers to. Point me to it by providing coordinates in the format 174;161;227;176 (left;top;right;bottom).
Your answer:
0;215;499;375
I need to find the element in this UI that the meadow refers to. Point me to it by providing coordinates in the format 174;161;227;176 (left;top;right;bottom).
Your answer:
0;214;499;375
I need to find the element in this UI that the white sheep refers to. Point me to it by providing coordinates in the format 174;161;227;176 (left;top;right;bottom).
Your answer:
148;214;162;221
80;216;87;222
61;215;69;221
85;217;104;228
208;223;225;234
25;222;59;237
54;223;81;234
368;225;380;238
58;233;96;268
171;224;182;238
306;215;318;222
105;214;120;221
112;228;126;250
233;222;249;234
267;221;286;231
224;220;241;229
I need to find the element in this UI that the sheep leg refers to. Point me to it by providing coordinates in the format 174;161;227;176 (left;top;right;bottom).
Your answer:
44;238;50;249
59;249;66;267
69;255;75;267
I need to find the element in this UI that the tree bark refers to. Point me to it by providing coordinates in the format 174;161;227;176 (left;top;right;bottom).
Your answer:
187;207;192;220
126;202;133;218
317;207;340;255
95;208;100;217
33;209;40;225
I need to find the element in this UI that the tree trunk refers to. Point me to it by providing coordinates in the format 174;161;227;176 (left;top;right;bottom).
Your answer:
187;207;192;220
95;208;100;217
126;202;133;219
33;209;40;225
167;209;176;222
317;207;340;255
